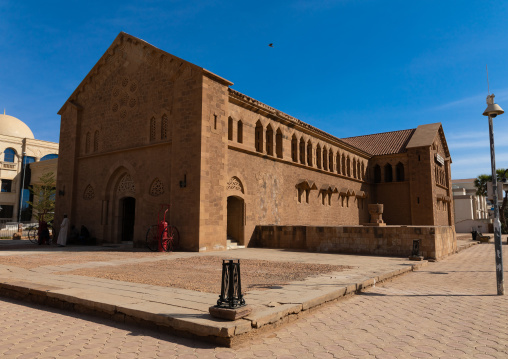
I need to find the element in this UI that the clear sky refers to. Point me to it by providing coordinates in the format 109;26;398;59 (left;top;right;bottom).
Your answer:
2;0;508;179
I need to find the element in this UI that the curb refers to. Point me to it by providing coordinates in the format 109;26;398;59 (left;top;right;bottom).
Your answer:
0;259;427;347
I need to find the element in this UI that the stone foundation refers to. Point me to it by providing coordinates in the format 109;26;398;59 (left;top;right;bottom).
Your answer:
253;225;457;260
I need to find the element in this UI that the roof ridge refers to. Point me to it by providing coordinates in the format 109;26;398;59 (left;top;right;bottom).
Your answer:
342;127;416;140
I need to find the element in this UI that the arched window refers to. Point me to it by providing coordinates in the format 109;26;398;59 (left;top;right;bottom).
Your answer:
322;147;328;171
299;138;306;164
237;120;243;143
161;115;168;140
228;117;233;141
329;150;334;172
307;141;313;167
255;121;263;153
40;154;58;161
374;165;381;183
341;154;346;175
3;148;16;163
150;117;156;142
346;156;351;177
94;130;99;152
357;160;361;180
353;158;357;178
336;152;341;174
361;162;365;180
291;135;298;162
85;132;91;153
266;125;274;156
316;145;322;169
385;163;393;182
396;162;405;182
276;128;283;159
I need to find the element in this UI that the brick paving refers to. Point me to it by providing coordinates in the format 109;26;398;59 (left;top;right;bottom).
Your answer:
0;243;507;358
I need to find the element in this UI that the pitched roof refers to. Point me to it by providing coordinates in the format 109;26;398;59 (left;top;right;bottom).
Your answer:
341;128;416;156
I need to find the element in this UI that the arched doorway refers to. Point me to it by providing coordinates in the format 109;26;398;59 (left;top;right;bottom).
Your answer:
120;197;136;242
227;196;244;245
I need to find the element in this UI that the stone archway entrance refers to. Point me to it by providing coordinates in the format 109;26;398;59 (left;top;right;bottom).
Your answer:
120;197;136;242
227;196;244;245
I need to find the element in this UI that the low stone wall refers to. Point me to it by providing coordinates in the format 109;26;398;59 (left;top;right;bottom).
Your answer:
253;225;457;260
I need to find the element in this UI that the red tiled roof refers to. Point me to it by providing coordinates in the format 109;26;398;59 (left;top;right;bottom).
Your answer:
341;129;416;156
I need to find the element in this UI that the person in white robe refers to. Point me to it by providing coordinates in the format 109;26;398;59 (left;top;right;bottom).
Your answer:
57;215;69;247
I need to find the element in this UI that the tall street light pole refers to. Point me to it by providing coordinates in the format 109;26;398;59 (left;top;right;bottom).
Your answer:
483;93;504;295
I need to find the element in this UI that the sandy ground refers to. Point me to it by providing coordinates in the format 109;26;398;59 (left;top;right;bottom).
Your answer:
0;251;352;293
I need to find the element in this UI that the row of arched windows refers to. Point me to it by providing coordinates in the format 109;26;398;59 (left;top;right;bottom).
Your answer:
228;117;243;143
290;135;366;180
435;166;447;187
3;148;57;162
373;163;405;183
85;131;99;153
255;121;283;159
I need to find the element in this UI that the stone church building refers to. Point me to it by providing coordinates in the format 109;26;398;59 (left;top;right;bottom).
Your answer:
55;32;454;256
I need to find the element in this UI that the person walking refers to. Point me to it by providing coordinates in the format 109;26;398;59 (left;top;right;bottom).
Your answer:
57;215;69;247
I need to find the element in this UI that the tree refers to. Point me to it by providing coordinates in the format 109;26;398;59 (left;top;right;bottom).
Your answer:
27;171;56;223
474;169;508;233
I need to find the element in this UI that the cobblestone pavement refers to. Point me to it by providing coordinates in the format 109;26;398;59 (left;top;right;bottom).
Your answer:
1;243;507;358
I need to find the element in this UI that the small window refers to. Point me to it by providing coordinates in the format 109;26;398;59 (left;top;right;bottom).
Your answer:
266;125;274;156
0;205;14;219
291;135;298;162
329;151;334;172
322;147;328;171
346;156;351;177
3;148;16;163
150;118;156;141
307;141;313;166
237;121;243;143
299;138;306;164
316;145;322;169
214;114;218;130
276;129;283;159
1;179;12;192
161;115;168;140
255;121;263;153
396;162;405;182
353;158;357;178
94;130;99;152
228;117;233;141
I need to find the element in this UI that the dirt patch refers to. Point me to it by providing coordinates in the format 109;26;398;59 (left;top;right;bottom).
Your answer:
59;256;353;293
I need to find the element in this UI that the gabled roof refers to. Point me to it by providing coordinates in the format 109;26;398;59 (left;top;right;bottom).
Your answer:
341;128;416;156
406;122;450;158
59;32;232;114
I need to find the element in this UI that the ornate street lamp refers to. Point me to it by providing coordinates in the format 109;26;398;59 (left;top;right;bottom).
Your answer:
483;93;504;295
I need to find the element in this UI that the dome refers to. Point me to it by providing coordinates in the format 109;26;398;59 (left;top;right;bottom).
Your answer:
0;113;34;139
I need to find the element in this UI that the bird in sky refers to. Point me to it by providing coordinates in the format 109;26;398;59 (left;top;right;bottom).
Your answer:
268;43;274;48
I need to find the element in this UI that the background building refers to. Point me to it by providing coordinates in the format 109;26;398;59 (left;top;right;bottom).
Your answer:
452;178;491;233
0;112;58;225
55;32;455;252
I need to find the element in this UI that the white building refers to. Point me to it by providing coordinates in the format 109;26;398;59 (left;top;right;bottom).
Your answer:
0;112;59;224
452;178;491;233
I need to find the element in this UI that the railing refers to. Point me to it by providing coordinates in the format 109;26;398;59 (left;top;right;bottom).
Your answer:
1;162;17;170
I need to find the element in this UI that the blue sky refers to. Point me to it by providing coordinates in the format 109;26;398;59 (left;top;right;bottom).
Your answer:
2;0;508;179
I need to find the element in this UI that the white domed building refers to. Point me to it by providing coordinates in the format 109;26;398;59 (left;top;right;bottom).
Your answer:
0;111;59;223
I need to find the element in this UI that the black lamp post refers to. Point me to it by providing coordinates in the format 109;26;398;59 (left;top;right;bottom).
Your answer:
483;93;505;295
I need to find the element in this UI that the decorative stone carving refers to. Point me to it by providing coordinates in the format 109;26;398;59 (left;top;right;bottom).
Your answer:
365;203;386;227
83;185;95;200
227;177;244;193
149;178;164;196
117;174;135;194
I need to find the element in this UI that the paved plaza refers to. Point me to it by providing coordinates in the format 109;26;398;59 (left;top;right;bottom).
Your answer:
0;241;507;358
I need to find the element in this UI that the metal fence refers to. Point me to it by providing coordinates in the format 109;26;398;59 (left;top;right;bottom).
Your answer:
0;222;37;239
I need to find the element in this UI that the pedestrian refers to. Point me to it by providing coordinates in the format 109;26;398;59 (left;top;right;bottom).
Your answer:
38;220;50;245
57;214;69;247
